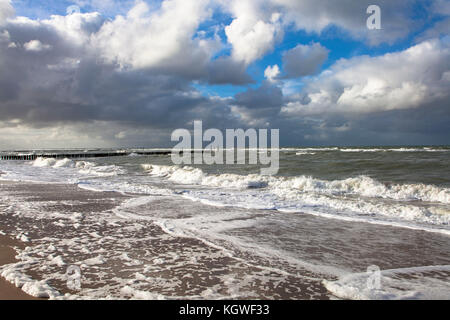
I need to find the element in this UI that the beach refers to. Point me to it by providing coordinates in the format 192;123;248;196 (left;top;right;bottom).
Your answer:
1;0;449;303
0;154;449;299
0;181;331;299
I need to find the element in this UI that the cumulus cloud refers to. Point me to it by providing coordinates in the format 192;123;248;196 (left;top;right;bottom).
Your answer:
0;1;250;132
223;0;283;65
264;64;280;82
24;39;52;51
282;39;450;116
220;0;448;47
86;0;251;84
271;0;420;45
92;0;215;73
0;0;449;147
282;42;329;78
0;6;239;144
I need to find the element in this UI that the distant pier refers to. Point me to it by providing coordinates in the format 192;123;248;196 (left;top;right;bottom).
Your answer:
0;151;175;161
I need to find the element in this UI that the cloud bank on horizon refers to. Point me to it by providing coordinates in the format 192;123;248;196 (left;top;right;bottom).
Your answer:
0;0;449;148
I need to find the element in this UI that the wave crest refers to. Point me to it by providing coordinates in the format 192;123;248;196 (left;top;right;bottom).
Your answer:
142;164;449;204
32;157;125;177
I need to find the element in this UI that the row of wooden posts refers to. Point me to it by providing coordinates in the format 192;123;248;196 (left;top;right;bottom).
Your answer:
0;150;214;161
0;151;176;161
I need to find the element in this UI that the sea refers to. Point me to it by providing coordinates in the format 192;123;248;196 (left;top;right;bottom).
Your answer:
0;146;449;299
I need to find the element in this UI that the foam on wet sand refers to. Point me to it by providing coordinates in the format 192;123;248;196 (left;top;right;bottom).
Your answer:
0;181;449;300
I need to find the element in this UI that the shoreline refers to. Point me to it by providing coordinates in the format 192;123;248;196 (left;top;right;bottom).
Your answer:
0;179;449;299
0;235;41;300
0;181;331;300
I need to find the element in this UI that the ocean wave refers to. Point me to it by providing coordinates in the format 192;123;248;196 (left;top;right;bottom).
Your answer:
142;164;450;204
295;152;316;155
32;157;74;168
339;147;449;153
283;147;449;153
290;147;338;152
142;164;269;189
31;157;125;177
141;164;450;229
180;187;450;229
339;148;385;152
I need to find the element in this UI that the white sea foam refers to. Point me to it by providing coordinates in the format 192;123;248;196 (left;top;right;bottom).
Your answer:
53;158;76;168
32;157;57;167
83;255;106;266
1;155;449;300
295;152;316;155
323;265;450;300
142;164;269;189
31;157;124;176
283;147;449;153
77;164;125;177
0;267;61;299
387;148;436;152
142;164;450;204
120;286;166;300
141;164;450;231
339;148;449;153
340;148;385;152
181;188;450;234
0;159;125;189
290;147;338;152
77;179;173;196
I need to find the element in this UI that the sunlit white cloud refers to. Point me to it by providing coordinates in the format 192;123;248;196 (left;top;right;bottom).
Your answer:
282;39;450;115
223;0;283;65
264;64;280;82
92;0;216;72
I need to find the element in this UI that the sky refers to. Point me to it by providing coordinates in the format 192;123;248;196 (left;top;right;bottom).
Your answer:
0;0;449;149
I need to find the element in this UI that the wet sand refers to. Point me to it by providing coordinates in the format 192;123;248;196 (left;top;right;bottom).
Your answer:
0;181;329;299
0;181;449;299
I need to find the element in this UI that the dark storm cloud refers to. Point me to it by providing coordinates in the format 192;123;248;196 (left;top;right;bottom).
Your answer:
0;0;449;148
0;11;245;135
233;82;283;121
281;43;329;78
206;57;254;85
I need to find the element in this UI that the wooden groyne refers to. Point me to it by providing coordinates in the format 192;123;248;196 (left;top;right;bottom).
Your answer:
0;151;174;161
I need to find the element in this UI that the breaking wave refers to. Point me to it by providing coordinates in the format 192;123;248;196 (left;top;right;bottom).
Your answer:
142;164;450;204
31;157;126;177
